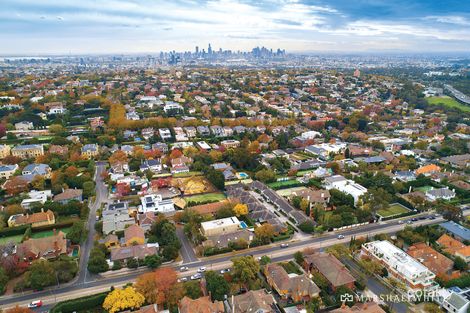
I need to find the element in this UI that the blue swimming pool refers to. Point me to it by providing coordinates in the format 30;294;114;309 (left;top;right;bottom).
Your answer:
238;172;249;179
240;221;248;229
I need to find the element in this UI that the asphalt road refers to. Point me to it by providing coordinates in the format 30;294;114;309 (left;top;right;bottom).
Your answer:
0;213;455;310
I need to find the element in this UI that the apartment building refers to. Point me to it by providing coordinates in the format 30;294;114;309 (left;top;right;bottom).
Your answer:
200;216;241;236
12;144;44;158
362;240;436;296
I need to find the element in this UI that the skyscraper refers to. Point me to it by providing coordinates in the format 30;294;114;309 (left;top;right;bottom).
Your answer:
195;46;199;55
208;43;212;55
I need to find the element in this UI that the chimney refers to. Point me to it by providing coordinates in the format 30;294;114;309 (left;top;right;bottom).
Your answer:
41;208;44;213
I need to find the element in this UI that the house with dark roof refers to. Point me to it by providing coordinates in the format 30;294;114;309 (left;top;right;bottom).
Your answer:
304;252;356;291
264;263;320;302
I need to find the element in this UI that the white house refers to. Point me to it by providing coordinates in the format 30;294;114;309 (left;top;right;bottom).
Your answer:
323;175;367;205
139;194;175;214
158;128;172;141
425;187;456;202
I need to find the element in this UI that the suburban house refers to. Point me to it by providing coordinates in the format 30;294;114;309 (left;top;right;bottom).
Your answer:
16;230;68;261
138;212;156;232
220;139;240;149
139;159;162;173
15;121;34;131
8;209;55;228
11;144;44;158
394;170;417;182
407;242;458;279
178;296;224;313
53;188;83;204
124;224;145;246
139;194;175;214
331;302;386;313
0;164;18;179
230;289;277;313
110;243;159;262
425;187;456;201
201;216;241;236
440;222;470;242
361;240;437;296
102;202;135;235
21;163;52;181
20;190;52;209
324;175;367;205
81;144;99;158
158;128;172;141
264;263;320;302
305;252;356;291
290;188;331;208
415;164;441;176
48;145;69;155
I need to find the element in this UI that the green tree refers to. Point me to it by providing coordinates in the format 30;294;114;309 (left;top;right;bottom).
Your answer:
254;169;276;183
205;271;230;301
82;181;95;198
88;247;109;273
294;251;304;265
67;221;86;244
0;267;8;295
28;260;56;290
183;280;202;299
259;255;271;266
231;256;260;285
454;256;468;271
335;285;355;306
127;258;139;269
206;168;225;190
144;255;162;269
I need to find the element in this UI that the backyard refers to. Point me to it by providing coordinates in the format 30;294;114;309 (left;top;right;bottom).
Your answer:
377;203;410;218
184;192;227;204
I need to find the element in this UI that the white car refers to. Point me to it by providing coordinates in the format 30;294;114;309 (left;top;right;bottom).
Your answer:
220;268;231;274
180;266;189;272
191;273;202;280
178;277;188;282
28;300;43;308
337;235;345;239
197;267;206;273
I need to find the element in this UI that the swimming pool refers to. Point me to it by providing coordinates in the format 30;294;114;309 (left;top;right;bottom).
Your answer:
237;172;249;179
240;221;248;229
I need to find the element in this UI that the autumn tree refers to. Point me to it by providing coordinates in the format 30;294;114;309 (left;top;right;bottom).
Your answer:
4;177;28;195
135;272;158;303
103;287;145;313
233;203;248;217
109;150;128;165
254;224;276;244
231;256;260;285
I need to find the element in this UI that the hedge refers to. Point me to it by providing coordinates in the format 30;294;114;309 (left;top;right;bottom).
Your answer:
31;220;76;233
50;291;109;313
0;225;29;237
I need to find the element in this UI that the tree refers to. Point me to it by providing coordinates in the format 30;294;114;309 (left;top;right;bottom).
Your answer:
127;258;138;269
299;220;315;233
0;267;8;295
437;201;462;222
144;255;162;269
254;169;276;183
254;224;276;244
335;285;355;306
361;188;392;214
49;124;65;134
109;150;128;165
259;255;271;266
153;268;178;306
454;256;468;271
135;272;158;303
205;271;230;301
27;260;56;290
233;203;248;217
294;251;304;265
103;287;145;313
87;247;109;273
183;280;202;299
82;181;95;198
206;168;225;190
67;221;86;244
231;256;260;285
30;175;45;190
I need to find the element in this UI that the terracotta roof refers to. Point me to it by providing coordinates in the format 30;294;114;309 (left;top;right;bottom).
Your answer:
138;212;156;226
17;231;67;259
110;244;158;261
305;252;356;288
332;302;386;313
124;224;145;243
437;234;466;254
14;210;54;225
265;263;319;299
407;242;454;277
178;296;224;313
188;200;232;215
456;246;470;257
415;164;441;175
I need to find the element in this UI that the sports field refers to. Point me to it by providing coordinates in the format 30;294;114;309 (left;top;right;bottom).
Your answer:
427;96;470;113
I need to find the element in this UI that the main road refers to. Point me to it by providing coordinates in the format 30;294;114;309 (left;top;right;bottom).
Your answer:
0;212;458;310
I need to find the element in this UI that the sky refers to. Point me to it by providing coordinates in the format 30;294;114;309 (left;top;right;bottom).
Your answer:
1;0;470;55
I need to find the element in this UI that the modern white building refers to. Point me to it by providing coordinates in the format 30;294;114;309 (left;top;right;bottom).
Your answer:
362;240;436;296
201;216;241;236
323;175;367;205
158;128;172;141
139;194;175;214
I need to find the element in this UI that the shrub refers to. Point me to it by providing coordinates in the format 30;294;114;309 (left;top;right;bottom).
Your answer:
50;292;108;313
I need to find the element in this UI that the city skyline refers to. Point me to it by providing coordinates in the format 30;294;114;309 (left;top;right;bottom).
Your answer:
1;0;470;55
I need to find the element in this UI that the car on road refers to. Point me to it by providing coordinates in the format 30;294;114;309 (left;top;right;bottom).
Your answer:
28;300;43;308
220;268;231;274
398;220;404;224
337;235;345;239
411;218;418;222
428;216;436;220
406;220;413;224
197;267;206;273
180;266;189;272
191;273;202;280
280;243;289;248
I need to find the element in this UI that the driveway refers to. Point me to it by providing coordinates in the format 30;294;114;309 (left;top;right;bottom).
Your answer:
176;226;198;263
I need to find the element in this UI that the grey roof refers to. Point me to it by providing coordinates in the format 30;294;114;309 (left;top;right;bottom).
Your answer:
426;188;456;198
440;221;470;241
447;292;469;310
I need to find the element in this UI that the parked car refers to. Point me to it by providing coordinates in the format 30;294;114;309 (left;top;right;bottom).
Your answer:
280;243;289;248
220;268;231;274
28;300;43;308
337;235;345;239
191;273;202;280
197;267;206;273
178;277;188;282
180;266;189;272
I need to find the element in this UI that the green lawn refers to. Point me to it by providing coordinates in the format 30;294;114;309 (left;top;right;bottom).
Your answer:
31;227;72;239
184;193;226;203
267;180;302;190
415;185;433;193
427;96;470;113
172;171;203;178
0;234;23;245
276;187;308;197
377;203;410;218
